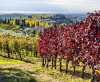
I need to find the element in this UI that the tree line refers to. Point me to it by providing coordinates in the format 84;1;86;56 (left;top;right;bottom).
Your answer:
0;18;52;28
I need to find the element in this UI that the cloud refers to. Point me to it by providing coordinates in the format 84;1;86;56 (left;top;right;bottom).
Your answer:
0;0;100;13
49;0;100;13
0;0;67;13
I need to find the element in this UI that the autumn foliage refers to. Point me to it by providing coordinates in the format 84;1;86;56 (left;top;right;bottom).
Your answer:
38;11;100;80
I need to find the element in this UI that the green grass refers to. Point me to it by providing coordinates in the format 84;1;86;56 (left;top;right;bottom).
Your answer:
0;68;38;82
0;24;20;32
0;56;24;64
0;56;40;82
0;56;93;82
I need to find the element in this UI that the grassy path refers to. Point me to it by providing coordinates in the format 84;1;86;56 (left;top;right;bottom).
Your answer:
0;56;61;82
0;64;61;82
0;56;91;82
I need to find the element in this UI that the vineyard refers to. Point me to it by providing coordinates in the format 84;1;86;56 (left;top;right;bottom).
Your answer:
38;11;100;82
0;11;99;82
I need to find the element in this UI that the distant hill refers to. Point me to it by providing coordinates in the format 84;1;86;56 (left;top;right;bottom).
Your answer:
0;13;86;25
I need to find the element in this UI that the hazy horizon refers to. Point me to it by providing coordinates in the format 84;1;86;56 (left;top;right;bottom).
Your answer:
0;11;87;15
0;0;100;14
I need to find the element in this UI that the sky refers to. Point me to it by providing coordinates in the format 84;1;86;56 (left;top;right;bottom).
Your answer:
0;0;100;14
